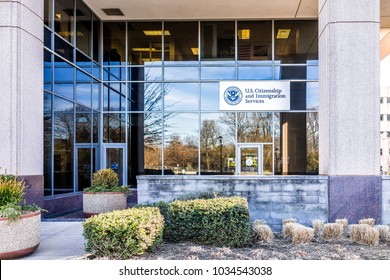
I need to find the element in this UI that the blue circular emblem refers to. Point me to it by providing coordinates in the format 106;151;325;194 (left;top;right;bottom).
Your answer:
224;86;243;106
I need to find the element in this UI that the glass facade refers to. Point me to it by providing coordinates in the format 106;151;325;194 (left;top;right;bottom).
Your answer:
44;0;319;196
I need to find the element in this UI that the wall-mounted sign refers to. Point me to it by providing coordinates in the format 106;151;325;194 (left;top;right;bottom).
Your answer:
219;81;290;111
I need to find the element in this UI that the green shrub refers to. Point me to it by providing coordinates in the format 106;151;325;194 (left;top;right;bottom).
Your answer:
85;168;128;193
0;175;26;207
83;207;164;259
162;196;250;247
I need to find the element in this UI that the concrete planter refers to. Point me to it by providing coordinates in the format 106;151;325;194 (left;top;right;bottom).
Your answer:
0;211;41;260
83;192;127;216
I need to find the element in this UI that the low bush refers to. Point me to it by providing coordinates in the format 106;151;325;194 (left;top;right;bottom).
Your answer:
335;218;348;233
83;207;164;259
84;168;129;193
160;196;250;248
311;219;324;236
253;223;273;243
290;224;314;244
322;223;343;240
283;222;297;240
358;218;375;227
0;175;25;207
282;218;297;225
350;224;379;246
374;225;389;241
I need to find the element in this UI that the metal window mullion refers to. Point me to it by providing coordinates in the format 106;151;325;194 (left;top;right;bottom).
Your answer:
272;20;275;80
50;90;54;196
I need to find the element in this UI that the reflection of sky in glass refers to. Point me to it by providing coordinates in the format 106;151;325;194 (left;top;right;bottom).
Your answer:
201;83;219;110
164;67;198;81
165;113;199;139
238;67;273;80
306;82;319;110
76;83;91;107
201;67;235;80
53;84;74;100
54;96;73;112
54;62;74;82
165;83;198;110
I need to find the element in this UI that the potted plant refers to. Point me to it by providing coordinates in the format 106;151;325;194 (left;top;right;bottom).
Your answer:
83;168;130;216
0;173;43;259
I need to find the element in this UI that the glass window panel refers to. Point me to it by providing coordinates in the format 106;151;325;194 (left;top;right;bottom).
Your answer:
306;82;319;110
92;80;100;110
103;22;126;65
128;22;162;65
92;15;100;62
273;113;281;174
201;22;235;60
237;112;273;143
164;22;198;62
44;50;53;91
44;27;51;49
53;57;74;100
290;82;307;110
237;21;272;62
200;113;236;175
103;113;126;143
307;112;319;174
263;144;273;175
164;113;199;175
201;83;219;111
164;67;198;81
129;82;162;111
44;0;53;28
237;66;273;80
44;92;52;195
53;96;74;194
103;67;125;81
164;83;199;111
92;62;100;79
54;0;74;44
274;20;318;63
54;35;74;62
76;70;91;107
76;0;92;56
76;109;91;143
76;50;92;74
129;66;162;82
201;66;235;80
93;112;99;143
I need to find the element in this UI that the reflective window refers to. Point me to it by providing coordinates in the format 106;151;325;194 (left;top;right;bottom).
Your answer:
76;105;91;143
103;113;126;143
54;0;74;44
128;22;162;65
129;82;162;111
75;0;91;56
103;85;126;111
76;70;91;107
44;27;52;49
44;50;53;91
164;22;198;62
103;22;126;65
164;66;199;81
201;22;235;60
55;35;74;62
237;66;273;80
164;113;199;175
44;0;53;28
53;96;74;194
129;66;163;82
92;79;100;110
237;21;272;62
274;20;318;63
92;15;100;62
237;112;273;143
44;92;52;195
307;112;319;174
76;50;92;74
164;83;199;111
201;66;235;80
53;57;74;100
200;113;236;175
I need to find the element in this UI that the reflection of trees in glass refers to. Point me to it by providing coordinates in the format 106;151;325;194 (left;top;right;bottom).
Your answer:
307;112;319;173
200;119;220;171
164;134;198;174
237;112;273;142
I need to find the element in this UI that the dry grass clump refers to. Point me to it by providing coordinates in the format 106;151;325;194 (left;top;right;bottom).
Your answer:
311;219;324;236
252;219;267;227
350;224;379;246
290;225;314;244
322;223;343;240
335;218;348;233
253;224;274;243
282;218;297;225
358;218;375;227
283;222;297;239
375;225;389;240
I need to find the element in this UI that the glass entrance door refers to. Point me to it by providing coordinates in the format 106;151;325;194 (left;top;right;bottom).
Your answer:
103;144;127;186
237;145;263;175
75;145;98;192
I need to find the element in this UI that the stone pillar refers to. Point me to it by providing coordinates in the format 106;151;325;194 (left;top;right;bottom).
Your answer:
0;0;44;206
319;0;381;223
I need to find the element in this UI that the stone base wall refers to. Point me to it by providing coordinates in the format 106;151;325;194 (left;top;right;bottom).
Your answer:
137;175;329;231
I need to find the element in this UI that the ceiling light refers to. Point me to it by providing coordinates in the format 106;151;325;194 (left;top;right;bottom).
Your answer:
132;48;157;52
143;30;171;36
238;29;250;40
276;29;291;39
102;9;124;16
191;48;198;55
55;13;62;19
142;58;162;62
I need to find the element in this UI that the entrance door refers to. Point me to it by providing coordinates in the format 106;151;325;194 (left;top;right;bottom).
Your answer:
75;145;98;192
102;144;127;186
237;145;263;175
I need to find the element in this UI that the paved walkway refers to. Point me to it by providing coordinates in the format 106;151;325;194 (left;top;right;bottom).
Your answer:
18;221;87;260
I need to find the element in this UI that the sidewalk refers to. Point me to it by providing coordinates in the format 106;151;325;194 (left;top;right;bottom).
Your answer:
18;221;87;260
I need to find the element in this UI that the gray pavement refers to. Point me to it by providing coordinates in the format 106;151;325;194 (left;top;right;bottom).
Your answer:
18;221;87;260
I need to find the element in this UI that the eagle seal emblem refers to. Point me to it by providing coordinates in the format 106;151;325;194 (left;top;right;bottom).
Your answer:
224;86;243;106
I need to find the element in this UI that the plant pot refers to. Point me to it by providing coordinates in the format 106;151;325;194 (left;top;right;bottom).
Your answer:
83;192;128;216
0;211;41;260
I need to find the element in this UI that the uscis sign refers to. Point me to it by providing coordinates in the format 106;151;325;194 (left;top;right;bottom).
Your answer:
220;81;290;111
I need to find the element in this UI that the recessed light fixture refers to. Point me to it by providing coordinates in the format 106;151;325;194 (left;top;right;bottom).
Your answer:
132;48;157;52
143;30;171;36
276;29;291;39
102;8;124;16
238;29;250;40
191;48;198;55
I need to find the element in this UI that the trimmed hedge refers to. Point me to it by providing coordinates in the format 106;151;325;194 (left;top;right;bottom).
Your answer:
83;207;164;259
161;196;251;247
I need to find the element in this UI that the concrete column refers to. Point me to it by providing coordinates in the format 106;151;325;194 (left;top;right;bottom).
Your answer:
319;0;381;222
0;0;44;206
